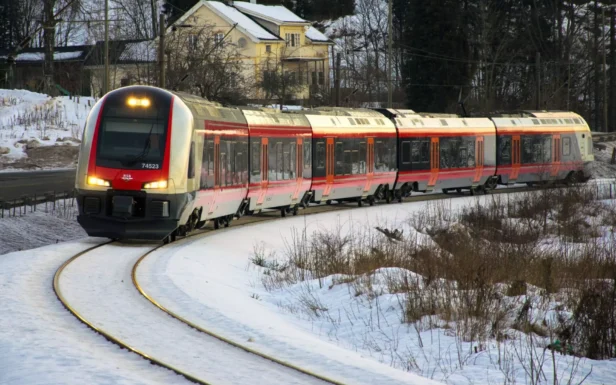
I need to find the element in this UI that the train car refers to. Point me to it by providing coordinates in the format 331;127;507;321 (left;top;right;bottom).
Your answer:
379;109;498;197
490;111;594;185
191;96;249;230
242;108;313;216
300;108;398;205
75;86;203;241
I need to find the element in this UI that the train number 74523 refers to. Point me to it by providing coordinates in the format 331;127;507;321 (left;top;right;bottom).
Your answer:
141;163;160;169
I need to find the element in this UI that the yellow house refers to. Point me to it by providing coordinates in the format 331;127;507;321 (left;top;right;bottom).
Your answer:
170;0;332;103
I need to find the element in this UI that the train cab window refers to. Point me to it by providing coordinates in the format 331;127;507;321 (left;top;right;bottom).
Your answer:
563;137;571;156
402;141;411;164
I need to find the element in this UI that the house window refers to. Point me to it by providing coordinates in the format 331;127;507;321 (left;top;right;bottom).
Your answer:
285;33;300;47
238;37;247;48
188;34;198;49
214;33;224;45
311;71;317;85
265;44;271;53
318;71;324;85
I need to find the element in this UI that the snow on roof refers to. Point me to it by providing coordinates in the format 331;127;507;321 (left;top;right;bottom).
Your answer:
206;1;280;41
233;2;308;24
1;51;84;62
119;40;157;62
305;26;329;42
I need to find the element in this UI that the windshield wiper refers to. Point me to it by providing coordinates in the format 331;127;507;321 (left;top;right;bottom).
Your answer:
123;124;155;167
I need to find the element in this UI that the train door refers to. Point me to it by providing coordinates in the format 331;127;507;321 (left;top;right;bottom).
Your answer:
323;138;335;197
511;135;521;181
208;135;221;215
473;136;484;184
363;138;374;194
292;138;303;201
256;138;268;206
428;137;439;189
551;134;561;178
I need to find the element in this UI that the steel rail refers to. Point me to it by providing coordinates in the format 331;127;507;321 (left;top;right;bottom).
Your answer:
54;183;595;385
53;241;214;385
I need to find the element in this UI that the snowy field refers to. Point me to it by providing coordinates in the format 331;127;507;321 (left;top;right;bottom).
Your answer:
1;187;616;384
0;89;94;170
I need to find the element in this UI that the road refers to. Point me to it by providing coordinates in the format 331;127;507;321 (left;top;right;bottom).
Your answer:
0;169;76;202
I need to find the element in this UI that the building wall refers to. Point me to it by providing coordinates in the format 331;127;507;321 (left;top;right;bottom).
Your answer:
87;63;155;97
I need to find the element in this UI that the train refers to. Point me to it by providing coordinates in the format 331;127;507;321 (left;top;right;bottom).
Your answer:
75;86;595;242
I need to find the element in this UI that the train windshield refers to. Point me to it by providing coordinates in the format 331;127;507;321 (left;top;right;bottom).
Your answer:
96;101;169;170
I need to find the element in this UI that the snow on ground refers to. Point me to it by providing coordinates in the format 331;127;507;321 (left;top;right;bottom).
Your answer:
591;141;616;179
0;198;86;255
0;240;191;385
0;89;94;170
136;192;616;385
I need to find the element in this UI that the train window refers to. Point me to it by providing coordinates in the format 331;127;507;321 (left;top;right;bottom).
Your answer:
574;118;581;125
331;118;337;126
315;141;325;169
289;143;296;179
303;140;312;178
335;141;344;175
497;136;511;166
283;142;290;180
440;119;448;126
402;141;411;164
349;118;356;125
188;142;195;179
276;142;284;180
351;146;360;174
359;141;366;174
532;119;540;125
543;136;552;163
411;142;421;162
268;140;277;181
563;138;571;156
251;141;260;176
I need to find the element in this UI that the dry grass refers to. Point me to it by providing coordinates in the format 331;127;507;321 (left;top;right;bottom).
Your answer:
253;183;616;360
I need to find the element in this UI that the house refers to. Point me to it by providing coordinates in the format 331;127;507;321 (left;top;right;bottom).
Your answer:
170;0;332;103
0;45;93;95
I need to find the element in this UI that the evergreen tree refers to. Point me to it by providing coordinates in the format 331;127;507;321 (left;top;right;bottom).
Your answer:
401;0;474;112
0;0;24;51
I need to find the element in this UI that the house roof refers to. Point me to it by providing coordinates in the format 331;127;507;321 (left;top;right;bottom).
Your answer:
0;45;91;64
171;0;282;42
305;26;330;43
232;2;310;25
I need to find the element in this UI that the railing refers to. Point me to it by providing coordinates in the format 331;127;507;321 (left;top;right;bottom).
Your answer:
592;132;616;143
0;190;76;219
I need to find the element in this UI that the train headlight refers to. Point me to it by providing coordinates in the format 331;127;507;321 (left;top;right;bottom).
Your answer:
127;97;151;108
143;180;168;189
87;176;111;187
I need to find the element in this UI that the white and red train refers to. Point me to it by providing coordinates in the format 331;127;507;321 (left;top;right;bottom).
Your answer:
75;86;595;241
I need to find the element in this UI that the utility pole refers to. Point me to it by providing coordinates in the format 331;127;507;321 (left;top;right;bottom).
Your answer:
159;13;166;88
104;0;109;94
611;6;616;132
603;7;608;132
335;52;341;106
535;52;541;110
151;0;158;38
387;0;393;108
43;0;56;96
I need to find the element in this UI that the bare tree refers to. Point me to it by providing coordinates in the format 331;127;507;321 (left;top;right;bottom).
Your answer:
257;47;305;108
165;25;253;104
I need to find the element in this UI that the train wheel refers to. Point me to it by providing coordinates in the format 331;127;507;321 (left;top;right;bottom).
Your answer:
281;208;287;217
214;219;220;230
358;198;363;207
196;220;206;229
385;190;392;204
368;197;375;206
456;188;462;194
224;216;230;228
292;206;299;216
442;189;449;194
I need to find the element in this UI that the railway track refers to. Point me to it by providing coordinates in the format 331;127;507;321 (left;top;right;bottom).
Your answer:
53;183;599;385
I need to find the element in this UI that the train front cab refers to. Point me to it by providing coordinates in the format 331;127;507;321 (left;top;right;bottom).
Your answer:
305;108;398;205
75;86;196;241
383;109;497;195
491;112;594;185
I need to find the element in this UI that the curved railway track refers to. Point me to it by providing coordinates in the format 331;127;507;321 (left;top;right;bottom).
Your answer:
53;183;594;385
